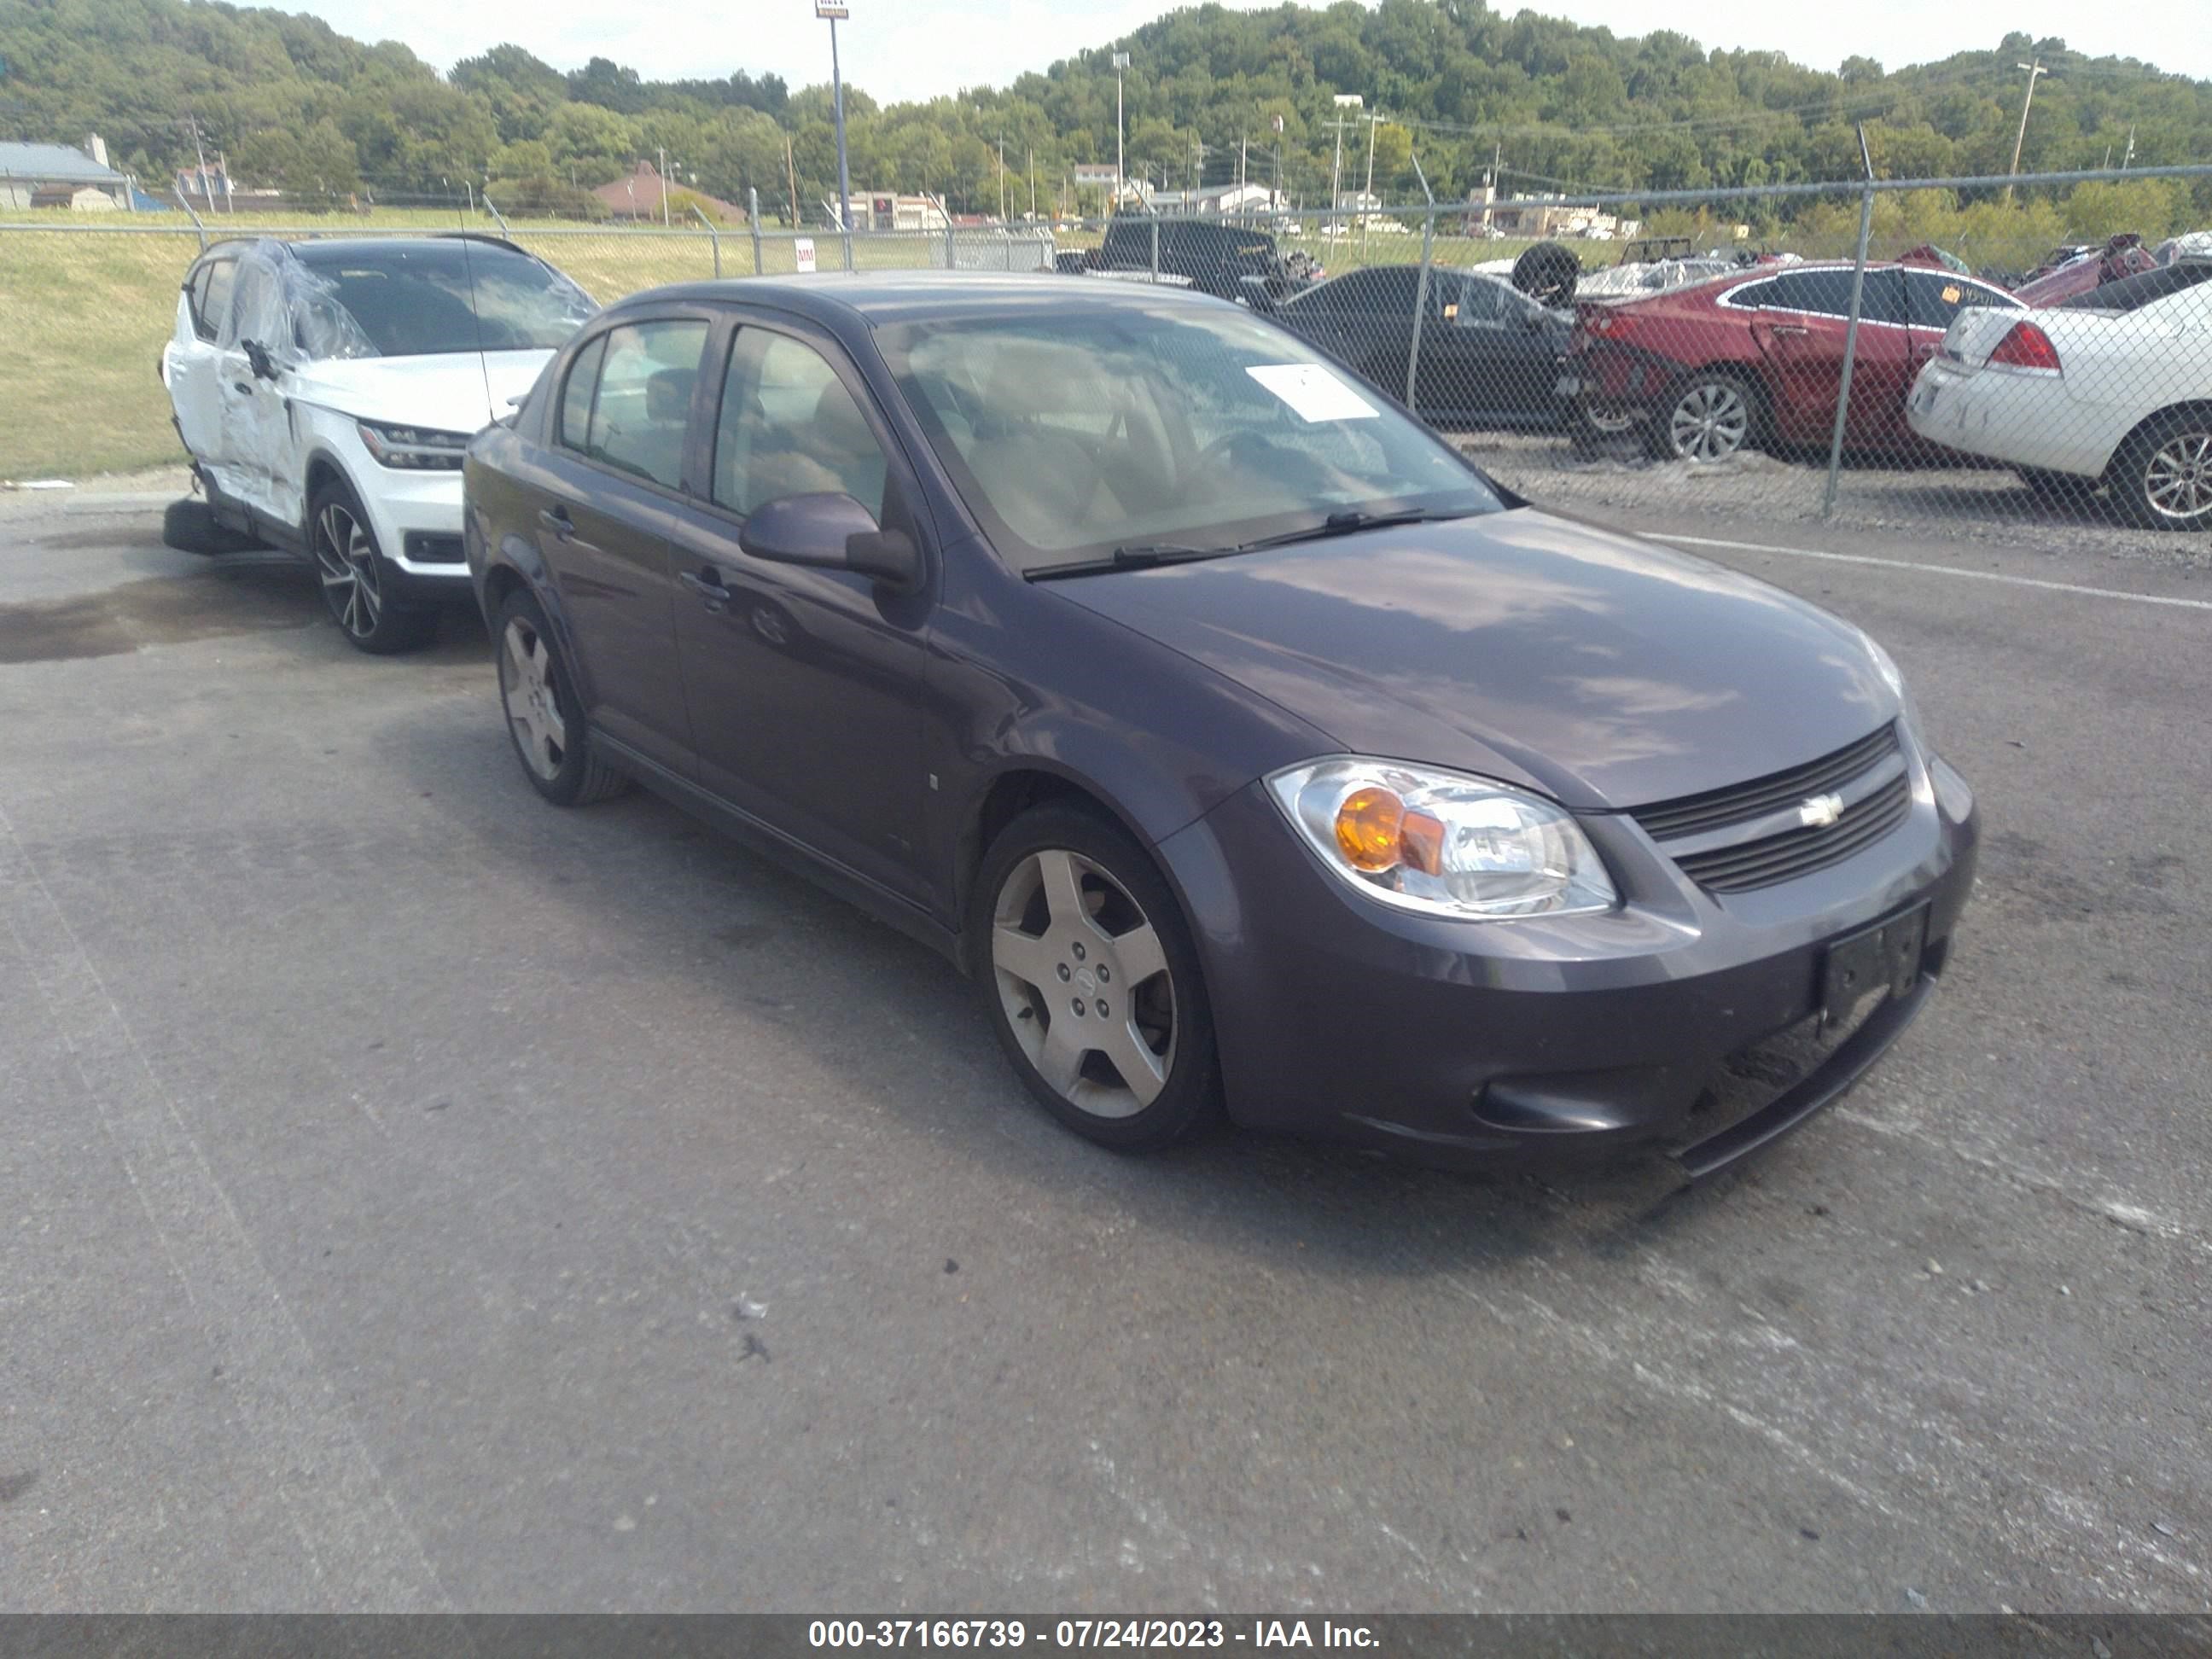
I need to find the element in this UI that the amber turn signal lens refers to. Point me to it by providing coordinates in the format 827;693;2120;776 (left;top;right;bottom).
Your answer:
1400;809;1446;876
1334;786;1405;870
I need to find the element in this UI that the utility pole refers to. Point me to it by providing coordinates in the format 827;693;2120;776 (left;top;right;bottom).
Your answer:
658;146;668;226
1327;93;1360;255
1027;148;1035;218
998;134;1005;223
1360;108;1379;253
2004;58;2049;203
2122;123;2136;169
1112;50;1131;215
817;0;853;236
184;113;211;210
785;131;800;228
1238;131;1247;195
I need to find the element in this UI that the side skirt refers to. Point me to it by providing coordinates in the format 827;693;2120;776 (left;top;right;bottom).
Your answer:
591;732;966;972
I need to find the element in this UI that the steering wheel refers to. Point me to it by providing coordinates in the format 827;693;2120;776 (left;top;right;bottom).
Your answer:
1194;428;1263;469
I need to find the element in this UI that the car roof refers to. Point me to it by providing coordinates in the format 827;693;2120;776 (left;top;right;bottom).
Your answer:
198;233;531;265
609;270;1233;329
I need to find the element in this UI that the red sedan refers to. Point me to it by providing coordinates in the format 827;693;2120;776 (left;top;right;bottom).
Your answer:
1568;262;2021;462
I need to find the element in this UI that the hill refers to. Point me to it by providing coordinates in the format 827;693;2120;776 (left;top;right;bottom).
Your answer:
1;0;2206;223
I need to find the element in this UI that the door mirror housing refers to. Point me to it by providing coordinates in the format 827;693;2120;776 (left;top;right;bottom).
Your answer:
738;492;920;588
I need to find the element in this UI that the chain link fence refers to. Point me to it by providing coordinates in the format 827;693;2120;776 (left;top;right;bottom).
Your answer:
6;162;2208;530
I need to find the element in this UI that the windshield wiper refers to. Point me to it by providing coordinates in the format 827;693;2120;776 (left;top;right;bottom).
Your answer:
1237;507;1477;552
1027;543;1237;581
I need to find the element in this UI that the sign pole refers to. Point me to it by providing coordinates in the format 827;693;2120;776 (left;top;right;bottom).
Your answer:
817;0;853;266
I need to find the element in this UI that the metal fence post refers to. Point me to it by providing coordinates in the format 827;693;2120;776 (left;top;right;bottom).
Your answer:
1405;155;1437;410
1822;128;1878;521
481;195;511;235
748;189;764;276
1150;218;1160;284
173;189;207;252
945;214;957;271
691;203;721;277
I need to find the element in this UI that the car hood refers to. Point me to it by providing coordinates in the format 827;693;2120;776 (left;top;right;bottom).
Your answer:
284;350;555;434
1048;509;1896;812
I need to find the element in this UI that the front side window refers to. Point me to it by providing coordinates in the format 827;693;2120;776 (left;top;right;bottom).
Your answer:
713;329;888;519
188;258;236;341
1906;271;2017;330
556;335;607;451
562;320;706;490
879;302;1501;573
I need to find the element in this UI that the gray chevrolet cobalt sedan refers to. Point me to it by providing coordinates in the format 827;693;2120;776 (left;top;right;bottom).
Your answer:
463;273;1977;1176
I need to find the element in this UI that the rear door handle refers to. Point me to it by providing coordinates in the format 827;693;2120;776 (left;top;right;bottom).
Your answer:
538;506;573;540
680;568;731;608
1768;323;1809;337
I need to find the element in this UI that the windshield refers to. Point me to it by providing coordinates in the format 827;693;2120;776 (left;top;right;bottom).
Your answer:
876;303;1503;573
288;242;597;358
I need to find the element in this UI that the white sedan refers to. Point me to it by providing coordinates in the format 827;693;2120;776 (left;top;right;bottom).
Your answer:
161;236;597;650
1906;262;2212;530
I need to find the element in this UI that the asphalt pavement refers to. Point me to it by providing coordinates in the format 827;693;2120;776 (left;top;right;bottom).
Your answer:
1;482;2207;1613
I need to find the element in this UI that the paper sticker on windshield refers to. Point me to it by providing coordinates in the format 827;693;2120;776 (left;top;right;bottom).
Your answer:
1246;364;1380;422
1941;283;1962;303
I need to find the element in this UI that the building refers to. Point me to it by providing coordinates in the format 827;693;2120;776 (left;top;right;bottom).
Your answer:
592;160;747;224
1150;182;1281;215
1071;162;1150;210
1463;184;1638;241
853;191;950;232
0;138;131;212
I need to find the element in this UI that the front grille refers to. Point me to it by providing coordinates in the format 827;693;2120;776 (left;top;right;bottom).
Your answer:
1632;723;1900;841
1630;723;1911;894
1674;772;1912;893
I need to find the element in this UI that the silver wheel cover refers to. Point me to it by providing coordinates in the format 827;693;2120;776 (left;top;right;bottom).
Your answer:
990;847;1176;1119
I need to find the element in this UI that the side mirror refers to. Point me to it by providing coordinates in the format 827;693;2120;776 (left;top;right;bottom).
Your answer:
738;492;920;588
242;339;280;381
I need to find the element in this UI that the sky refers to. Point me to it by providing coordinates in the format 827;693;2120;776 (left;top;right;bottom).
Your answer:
294;0;2212;103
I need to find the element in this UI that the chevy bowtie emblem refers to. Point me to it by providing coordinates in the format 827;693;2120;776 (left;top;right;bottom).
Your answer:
1798;792;1845;829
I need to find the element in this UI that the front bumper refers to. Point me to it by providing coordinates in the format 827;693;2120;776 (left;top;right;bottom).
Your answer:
1154;745;1979;1173
348;461;473;585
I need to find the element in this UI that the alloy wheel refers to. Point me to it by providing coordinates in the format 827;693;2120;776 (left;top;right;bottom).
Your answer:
498;616;567;781
314;503;383;639
1668;380;1751;462
990;847;1176;1120
2142;428;2212;524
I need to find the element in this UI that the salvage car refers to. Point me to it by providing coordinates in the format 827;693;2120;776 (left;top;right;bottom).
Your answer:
464;273;1977;1173
1269;265;1572;429
160;236;597;651
1566;260;2021;460
2012;234;2160;308
1906;259;2212;529
1082;217;1320;305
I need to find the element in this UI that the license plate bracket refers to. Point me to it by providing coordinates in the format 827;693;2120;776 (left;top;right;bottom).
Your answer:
1821;905;1928;1024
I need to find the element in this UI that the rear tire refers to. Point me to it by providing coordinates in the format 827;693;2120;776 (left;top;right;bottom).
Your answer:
1650;370;1761;463
2110;411;2212;532
972;803;1222;1153
308;479;436;653
492;588;632;806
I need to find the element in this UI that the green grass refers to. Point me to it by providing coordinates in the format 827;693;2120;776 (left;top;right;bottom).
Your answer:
0;206;1544;480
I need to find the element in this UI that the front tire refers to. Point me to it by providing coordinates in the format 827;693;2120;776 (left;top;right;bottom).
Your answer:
309;480;435;653
973;804;1221;1152
2111;412;2212;532
1650;370;1761;463
492;588;631;806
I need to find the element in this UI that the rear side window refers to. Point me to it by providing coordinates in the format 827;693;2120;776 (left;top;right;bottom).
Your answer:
192;257;237;342
1906;271;2017;329
559;320;707;489
2060;262;2212;314
1749;268;1907;326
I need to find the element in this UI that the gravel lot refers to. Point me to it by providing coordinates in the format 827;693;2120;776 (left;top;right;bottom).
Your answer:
1;482;2208;1614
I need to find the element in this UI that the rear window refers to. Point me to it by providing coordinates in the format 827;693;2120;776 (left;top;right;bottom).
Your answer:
2059;262;2212;314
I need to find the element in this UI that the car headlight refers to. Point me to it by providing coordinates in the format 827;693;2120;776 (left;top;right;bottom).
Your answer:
1266;758;1617;920
356;421;469;471
1857;628;1930;748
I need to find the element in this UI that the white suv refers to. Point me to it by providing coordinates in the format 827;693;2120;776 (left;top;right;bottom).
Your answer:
160;236;597;651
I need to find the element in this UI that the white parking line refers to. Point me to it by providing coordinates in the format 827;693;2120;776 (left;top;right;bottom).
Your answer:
1656;533;2212;613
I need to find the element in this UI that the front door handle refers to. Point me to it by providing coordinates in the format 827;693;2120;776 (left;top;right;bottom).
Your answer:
1767;323;1809;337
679;568;731;610
231;381;254;394
538;505;574;540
